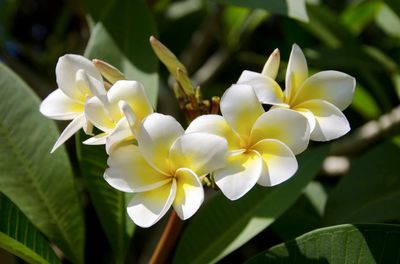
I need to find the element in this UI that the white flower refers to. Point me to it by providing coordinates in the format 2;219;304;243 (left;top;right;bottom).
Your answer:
237;44;356;141
104;113;228;227
40;54;106;152
186;84;310;200
83;80;153;153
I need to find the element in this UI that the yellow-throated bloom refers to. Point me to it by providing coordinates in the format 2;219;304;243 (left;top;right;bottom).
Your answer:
237;44;356;141
83;80;153;153
104;113;228;227
40;54;106;152
186;84;310;200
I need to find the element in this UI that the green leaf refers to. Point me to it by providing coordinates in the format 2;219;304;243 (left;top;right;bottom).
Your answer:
83;0;158;106
0;193;61;264
246;223;400;263
324;140;400;225
173;146;329;264
75;132;134;264
0;63;84;263
215;0;309;22
376;4;400;38
340;1;383;34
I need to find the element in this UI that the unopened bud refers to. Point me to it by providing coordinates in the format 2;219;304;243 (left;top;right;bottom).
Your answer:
176;68;195;96
93;59;125;84
261;48;280;79
149;36;187;78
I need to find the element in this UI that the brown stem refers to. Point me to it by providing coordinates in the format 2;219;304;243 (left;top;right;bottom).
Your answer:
149;211;184;264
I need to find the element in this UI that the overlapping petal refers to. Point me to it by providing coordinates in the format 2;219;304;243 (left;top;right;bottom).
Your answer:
173;168;204;220
285;44;308;101
185;114;241;150
292;71;356;110
104;144;170;193
214;151;263;200
105;117;134;154
169;132;228;177
85;96;115;132
252;139;297;186
296;99;350;141
137;113;184;174
220;84;264;142
250;108;310;155
56;54;103;101
40;89;83;120
237;70;285;106
127;180;176;228
107;80;153;121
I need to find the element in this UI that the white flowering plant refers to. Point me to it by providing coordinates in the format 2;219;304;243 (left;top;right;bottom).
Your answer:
1;1;400;264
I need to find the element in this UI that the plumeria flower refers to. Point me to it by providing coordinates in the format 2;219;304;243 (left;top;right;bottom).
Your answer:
83;80;153;153
237;44;356;141
186;84;310;200
104;113;228;227
40;54;106;152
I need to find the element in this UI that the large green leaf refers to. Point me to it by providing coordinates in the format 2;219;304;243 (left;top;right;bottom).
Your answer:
0;193;61;264
76;132;134;264
214;0;309;22
173;146;329;264
0;63;84;263
246;224;400;263
324;140;400;225
83;0;158;106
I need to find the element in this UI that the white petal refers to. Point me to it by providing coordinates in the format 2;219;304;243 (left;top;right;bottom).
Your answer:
214;150;263;201
285;44;308;101
296;99;350;141
252;139;298;186
118;101;137;133
292;107;316;133
105;117;134;154
85;96;115;132
40;89;83;120
108;80;153;121
292;71;356;110
261;48;280;79
137;113;184;174
220;84;264;141
185;114;241;150
51;114;84;153
250;108;310;155
83;132;108;145
127;180;176;228
104;144;170;193
169;133;228;176
173;168;204;220
237;70;286;106
56;54;102;101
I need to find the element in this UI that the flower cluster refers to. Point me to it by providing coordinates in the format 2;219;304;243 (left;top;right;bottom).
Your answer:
40;44;355;227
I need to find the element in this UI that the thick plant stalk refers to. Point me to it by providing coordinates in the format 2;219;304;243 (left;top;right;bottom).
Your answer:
149;211;183;264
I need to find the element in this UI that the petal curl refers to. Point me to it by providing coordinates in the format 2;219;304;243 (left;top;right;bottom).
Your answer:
40;89;83;120
220;84;264;142
127;180;176;228
105;117;134;154
85;96;115;132
137;113;184;174
185;115;241;150
252;139;298;186
104;144;170;193
296;99;350;141
83;132;108;145
237;70;286;106
214;151;263;200
173;168;204;220
51;114;84;153
169;133;228;176
285;44;308;101
292;71;356;110
250;108;310;155
56;54;102;101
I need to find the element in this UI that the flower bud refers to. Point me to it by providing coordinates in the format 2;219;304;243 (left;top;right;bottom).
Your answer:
92;59;126;84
